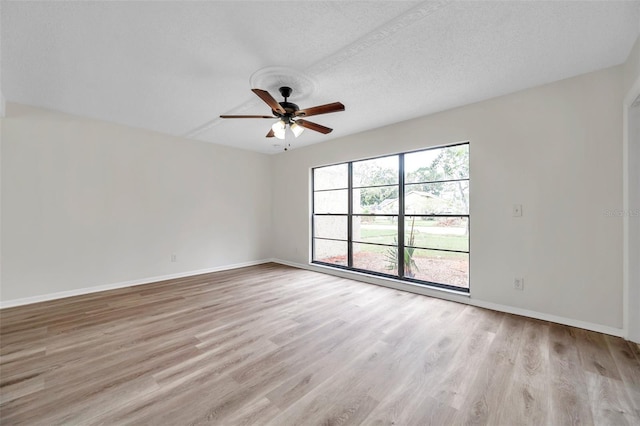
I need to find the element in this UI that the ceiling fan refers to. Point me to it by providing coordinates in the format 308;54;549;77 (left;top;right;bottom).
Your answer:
220;86;345;141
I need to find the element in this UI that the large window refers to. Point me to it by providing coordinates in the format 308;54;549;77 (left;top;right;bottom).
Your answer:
312;142;469;291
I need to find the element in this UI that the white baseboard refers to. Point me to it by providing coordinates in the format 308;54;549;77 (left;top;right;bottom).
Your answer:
2;258;626;339
0;259;271;309
273;258;625;338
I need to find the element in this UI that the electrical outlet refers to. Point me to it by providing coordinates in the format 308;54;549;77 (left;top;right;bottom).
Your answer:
171;254;177;262
512;204;523;217
514;277;524;291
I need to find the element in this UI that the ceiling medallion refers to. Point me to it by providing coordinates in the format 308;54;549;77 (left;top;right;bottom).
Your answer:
249;66;317;103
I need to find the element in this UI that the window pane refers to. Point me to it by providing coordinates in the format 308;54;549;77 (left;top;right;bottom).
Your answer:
314;164;348;190
314;189;348;214
405;144;469;183
404;182;468;214
354;186;398;214
405;249;469;288
353;242;398;275
405;217;469;252
313;239;347;266
353;155;398;187
314;215;347;240
355;216;398;245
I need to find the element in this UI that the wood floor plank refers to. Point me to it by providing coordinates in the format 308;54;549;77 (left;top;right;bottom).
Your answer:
359;309;468;425
575;328;623;381
263;340;390;426
1;263;638;425
606;334;640;389
263;304;413;410
548;324;597;426
585;371;640;425
496;320;551;426
221;396;282;426
453;313;527;425
427;307;498;410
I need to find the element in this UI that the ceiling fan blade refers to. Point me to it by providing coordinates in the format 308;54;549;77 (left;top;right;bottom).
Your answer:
251;89;285;115
296;102;345;117
220;115;274;119
296;119;333;134
266;129;275;138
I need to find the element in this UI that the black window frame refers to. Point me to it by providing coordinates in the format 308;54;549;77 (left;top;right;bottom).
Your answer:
311;142;470;293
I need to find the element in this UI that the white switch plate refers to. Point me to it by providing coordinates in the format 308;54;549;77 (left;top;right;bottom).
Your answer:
512;204;523;217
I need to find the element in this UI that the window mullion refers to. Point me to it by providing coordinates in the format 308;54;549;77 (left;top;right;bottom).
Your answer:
311;170;316;262
398;154;405;278
348;162;353;268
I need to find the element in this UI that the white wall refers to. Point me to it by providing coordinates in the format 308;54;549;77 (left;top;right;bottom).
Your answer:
272;65;624;331
624;36;640;94
1;103;272;303
626;103;640;342
624;36;640;343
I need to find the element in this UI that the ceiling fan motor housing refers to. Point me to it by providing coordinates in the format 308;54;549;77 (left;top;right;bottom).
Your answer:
275;102;300;119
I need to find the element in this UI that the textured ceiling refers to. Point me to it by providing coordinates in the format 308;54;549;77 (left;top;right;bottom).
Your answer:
2;1;639;153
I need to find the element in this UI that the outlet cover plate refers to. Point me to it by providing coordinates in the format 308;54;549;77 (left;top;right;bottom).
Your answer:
514;277;524;290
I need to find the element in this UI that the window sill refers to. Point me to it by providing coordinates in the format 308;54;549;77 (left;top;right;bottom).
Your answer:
309;261;470;297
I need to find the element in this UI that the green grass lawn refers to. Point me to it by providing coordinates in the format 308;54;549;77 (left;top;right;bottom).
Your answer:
358;227;468;257
360;218;439;227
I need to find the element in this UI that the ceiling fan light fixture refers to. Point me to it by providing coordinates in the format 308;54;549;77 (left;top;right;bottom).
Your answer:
221;86;344;142
290;121;304;138
272;120;286;140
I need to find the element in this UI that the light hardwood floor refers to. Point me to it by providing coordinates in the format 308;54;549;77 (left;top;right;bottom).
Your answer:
1;263;639;425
